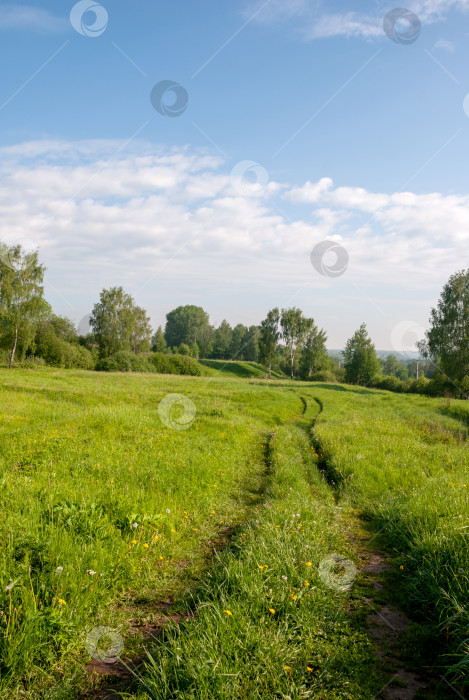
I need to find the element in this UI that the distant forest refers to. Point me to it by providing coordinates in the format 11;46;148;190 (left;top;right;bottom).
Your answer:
0;242;468;398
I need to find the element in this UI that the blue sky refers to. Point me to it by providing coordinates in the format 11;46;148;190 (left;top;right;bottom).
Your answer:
0;0;468;349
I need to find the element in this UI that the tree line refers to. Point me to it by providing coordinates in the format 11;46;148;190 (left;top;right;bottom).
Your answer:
1;243;469;396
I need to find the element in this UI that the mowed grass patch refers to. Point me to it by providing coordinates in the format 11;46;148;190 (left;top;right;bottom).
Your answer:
307;384;469;690
139;399;381;700
0;369;300;698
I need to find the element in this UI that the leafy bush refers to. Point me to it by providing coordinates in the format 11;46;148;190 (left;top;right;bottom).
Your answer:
33;321;95;369
96;351;201;375
96;351;154;373
19;356;46;368
374;375;406;393
407;376;431;394
148;352;201;375
309;370;339;383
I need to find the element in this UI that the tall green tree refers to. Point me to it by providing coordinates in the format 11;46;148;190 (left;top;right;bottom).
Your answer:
90;287;152;358
229;323;247;359
299;322;328;379
164;305;212;356
152;326;167;353
259;308;280;379
130;305;152;354
243;325;260;362
382;354;408;380
343;323;379;385
420;270;469;383
0;244;48;368
212;320;233;359
280;307;313;380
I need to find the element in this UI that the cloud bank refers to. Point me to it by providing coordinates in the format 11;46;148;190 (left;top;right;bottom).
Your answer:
0;139;467;301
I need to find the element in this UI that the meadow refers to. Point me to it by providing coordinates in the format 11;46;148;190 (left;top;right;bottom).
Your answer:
0;368;467;698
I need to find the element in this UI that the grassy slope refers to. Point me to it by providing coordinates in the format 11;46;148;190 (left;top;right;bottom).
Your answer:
0;369;297;697
141;398;382;699
198;359;284;379
0;371;467;697
308;384;469;689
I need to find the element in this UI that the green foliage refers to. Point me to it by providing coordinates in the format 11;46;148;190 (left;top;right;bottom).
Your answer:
90;287;152;358
258;308;280;378
152;325;167;353
189;341;199;358
96;351;202;375
164;305;211;356
242;325;260;362
382;354;409;380
299;322;328;379
343;323;380;385
211;320;233;359
309;369;339;383
32;316;95;369
178;342;190;356
229;323;247;359
280;307;314;379
0;244;48;367
424;269;469;383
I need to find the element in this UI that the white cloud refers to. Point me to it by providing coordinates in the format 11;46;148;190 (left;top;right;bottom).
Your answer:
0;5;67;33
304;13;383;40
1;139;468;346
432;38;455;50
246;0;469;41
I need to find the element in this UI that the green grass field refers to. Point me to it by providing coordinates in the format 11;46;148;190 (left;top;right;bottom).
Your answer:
0;369;467;698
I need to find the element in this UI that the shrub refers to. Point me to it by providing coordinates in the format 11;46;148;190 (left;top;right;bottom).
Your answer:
310;370;339;383
407;376;431;395
96;351;155;373
96;351;201;376
374;375;406;393
168;354;201;376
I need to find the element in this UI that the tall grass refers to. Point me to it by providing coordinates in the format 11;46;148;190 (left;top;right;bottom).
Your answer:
0;369;299;696
308;385;469;689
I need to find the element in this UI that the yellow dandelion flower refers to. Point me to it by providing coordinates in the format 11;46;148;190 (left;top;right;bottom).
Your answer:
224;610;232;616
143;543;149;548
131;540;137;545
269;608;275;614
399;565;404;570
291;594;297;600
305;562;312;567
307;666;313;673
304;581;310;586
171;529;176;533
159;556;164;560
58;599;66;606
284;665;291;671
